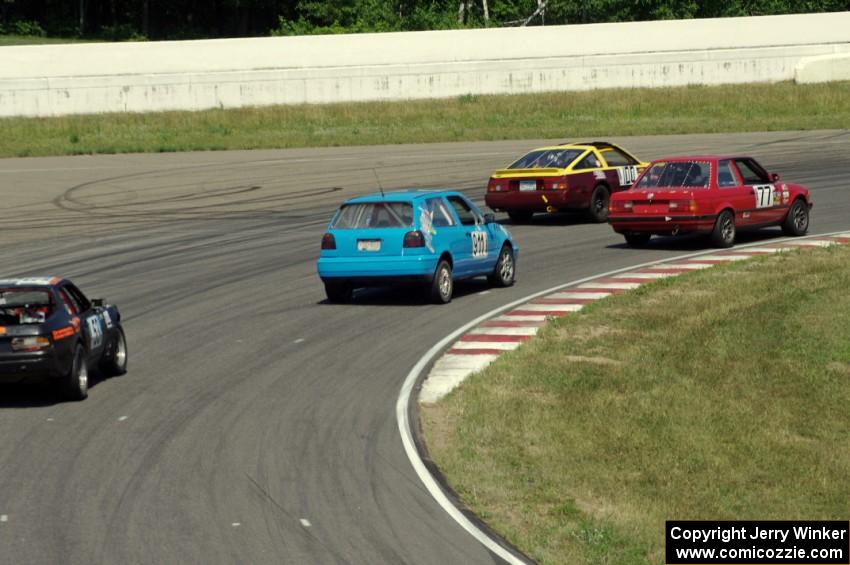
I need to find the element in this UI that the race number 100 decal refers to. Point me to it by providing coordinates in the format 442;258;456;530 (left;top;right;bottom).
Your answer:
617;166;638;186
471;231;488;258
753;184;775;208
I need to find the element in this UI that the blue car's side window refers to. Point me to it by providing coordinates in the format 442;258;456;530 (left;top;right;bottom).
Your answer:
446;196;480;227
424;197;456;228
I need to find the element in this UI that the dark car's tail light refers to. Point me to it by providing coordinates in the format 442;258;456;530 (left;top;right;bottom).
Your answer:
403;231;426;248
321;233;336;250
11;336;50;352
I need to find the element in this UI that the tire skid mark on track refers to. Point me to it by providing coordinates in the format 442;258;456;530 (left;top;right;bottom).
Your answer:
1;131;848;565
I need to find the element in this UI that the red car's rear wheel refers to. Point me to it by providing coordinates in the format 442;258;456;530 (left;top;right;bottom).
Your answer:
507;210;533;224
710;210;736;248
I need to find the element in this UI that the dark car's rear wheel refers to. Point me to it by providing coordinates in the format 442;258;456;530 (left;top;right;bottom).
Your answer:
711;210;736;248
587;185;610;223
429;260;453;304
62;345;88;401
488;245;516;287
324;282;353;304
507;210;533;224
624;232;652;248
782;198;809;236
100;326;128;377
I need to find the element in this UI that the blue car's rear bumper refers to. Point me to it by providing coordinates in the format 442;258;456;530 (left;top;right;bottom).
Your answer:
318;255;438;284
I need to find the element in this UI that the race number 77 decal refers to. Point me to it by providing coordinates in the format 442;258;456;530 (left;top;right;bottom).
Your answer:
752;184;775;208
471;231;488;258
616;166;638;186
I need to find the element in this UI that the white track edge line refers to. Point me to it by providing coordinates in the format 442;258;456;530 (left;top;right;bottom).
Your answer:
396;230;848;564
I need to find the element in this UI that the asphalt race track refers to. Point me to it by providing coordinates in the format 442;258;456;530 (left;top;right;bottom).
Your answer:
0;131;848;564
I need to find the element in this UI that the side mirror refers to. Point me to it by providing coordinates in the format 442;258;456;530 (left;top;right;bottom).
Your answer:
771;173;781;182
92;298;104;307
483;213;496;224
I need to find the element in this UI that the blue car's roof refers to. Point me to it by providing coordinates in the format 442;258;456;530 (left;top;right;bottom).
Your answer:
343;189;461;205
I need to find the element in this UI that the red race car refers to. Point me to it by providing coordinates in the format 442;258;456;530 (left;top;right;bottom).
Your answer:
485;141;648;223
608;156;812;248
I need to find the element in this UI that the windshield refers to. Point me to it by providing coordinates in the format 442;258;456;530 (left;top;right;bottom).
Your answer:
508;149;584;170
0;288;54;325
635;161;711;189
331;202;414;229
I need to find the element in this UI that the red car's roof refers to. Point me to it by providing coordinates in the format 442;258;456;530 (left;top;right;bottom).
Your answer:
650;155;746;162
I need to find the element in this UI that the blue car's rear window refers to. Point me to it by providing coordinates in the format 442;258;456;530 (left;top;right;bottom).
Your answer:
331;202;414;229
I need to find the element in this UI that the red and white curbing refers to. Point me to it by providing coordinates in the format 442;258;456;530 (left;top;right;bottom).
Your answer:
419;232;850;404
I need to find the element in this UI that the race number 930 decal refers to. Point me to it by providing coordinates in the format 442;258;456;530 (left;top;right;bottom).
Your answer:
471;231;488;258
617;166;639;186
753;184;775;208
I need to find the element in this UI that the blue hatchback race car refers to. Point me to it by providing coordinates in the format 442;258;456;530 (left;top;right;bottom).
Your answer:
318;190;518;303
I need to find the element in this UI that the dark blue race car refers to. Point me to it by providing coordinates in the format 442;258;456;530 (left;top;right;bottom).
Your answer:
318;190;518;303
0;277;127;400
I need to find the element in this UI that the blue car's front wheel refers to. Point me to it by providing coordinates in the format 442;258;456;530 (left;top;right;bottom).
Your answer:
428;260;453;304
488;245;516;288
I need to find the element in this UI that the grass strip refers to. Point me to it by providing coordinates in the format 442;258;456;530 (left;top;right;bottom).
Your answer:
422;244;850;565
0;35;94;46
1;81;849;158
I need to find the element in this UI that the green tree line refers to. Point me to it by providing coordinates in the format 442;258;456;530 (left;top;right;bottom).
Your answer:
2;0;847;40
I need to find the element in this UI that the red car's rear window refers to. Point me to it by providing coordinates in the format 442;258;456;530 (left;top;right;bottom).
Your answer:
636;161;711;189
508;149;584;170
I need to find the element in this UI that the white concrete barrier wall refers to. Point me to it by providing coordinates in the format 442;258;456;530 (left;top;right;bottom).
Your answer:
1;11;849;117
796;53;850;83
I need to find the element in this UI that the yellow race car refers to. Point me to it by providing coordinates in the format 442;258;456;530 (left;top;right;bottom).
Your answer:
485;141;649;223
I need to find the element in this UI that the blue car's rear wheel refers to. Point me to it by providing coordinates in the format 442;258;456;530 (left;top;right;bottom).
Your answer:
325;282;353;304
428;260;453;304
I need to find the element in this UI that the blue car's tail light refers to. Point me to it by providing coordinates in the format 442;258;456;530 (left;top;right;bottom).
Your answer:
321;233;336;250
403;231;426;248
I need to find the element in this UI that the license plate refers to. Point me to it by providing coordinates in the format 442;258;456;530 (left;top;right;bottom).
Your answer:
519;180;537;192
357;240;381;252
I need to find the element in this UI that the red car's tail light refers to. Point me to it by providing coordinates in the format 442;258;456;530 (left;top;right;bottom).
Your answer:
668;200;697;212
403;231;426;248
610;200;633;212
321;233;336;250
487;178;507;192
543;178;568;190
